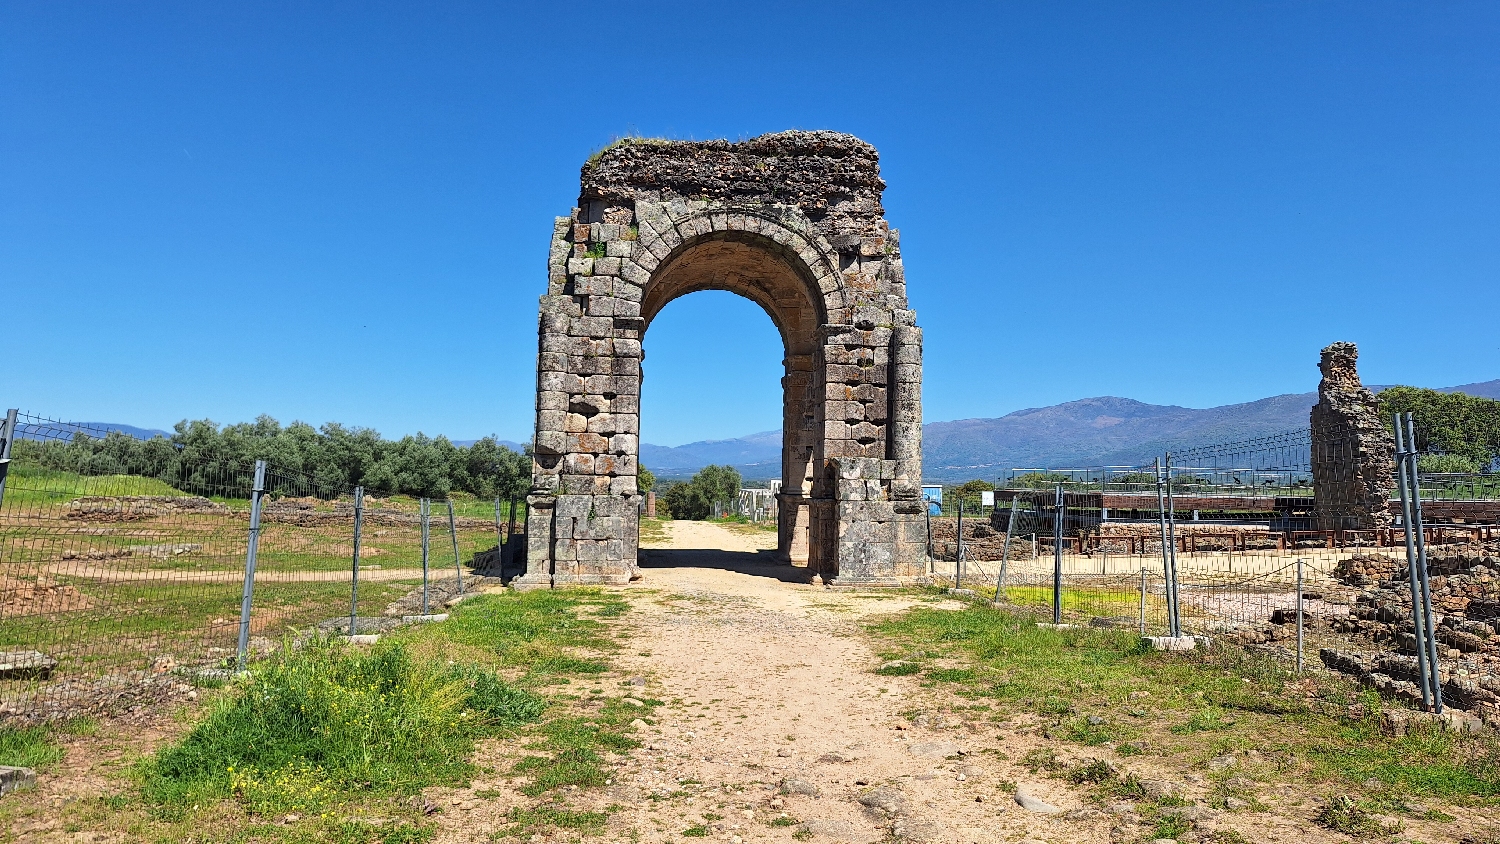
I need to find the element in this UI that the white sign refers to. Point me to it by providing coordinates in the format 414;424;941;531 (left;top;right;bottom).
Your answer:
981;491;995;507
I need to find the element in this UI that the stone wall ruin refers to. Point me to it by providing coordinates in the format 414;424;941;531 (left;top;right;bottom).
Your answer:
1310;341;1397;530
516;131;927;588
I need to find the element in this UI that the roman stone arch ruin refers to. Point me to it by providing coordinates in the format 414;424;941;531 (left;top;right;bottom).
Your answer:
514;131;928;588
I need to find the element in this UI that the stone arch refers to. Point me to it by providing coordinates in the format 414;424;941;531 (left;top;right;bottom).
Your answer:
516;131;927;588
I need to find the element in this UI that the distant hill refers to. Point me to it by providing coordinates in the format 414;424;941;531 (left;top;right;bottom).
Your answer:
1441;379;1500;400
641;430;783;480
634;379;1499;482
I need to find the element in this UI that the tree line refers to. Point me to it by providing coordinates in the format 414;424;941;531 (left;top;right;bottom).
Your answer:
15;416;532;501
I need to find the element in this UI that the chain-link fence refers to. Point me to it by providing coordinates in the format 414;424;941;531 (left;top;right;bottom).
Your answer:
0;410;526;721
934;416;1500;722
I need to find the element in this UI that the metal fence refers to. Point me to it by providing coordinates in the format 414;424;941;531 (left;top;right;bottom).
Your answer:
936;417;1500;717
0;410;525;720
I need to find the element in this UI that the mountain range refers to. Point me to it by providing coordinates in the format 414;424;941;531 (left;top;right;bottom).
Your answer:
641;379;1500;482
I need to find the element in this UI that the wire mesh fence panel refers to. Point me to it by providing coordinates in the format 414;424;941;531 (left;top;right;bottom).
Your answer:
0;414;265;717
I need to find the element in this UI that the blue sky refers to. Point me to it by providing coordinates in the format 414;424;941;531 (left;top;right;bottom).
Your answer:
3;2;1497;447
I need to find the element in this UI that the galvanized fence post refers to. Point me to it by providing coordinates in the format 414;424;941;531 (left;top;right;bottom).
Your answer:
448;498;465;596
235;459;266;671
1403;413;1445;712
0;408;17;510
1394;415;1435;709
993;496;1020;603
1163;454;1183;637
1052;483;1064;624
1295;557;1305;674
956;497;965;588
925;505;933;574
420;498;431;615
348;486;364;636
1138;567;1147;634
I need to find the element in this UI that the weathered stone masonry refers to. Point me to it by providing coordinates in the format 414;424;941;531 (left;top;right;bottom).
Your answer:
1310;341;1397;530
515;131;927;588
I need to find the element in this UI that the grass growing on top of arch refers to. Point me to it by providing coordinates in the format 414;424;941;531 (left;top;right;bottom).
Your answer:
871;596;1500;802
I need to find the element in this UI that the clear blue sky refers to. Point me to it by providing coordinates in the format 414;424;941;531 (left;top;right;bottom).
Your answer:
3;2;1497;447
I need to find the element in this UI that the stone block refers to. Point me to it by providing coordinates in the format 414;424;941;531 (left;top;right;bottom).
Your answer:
539;295;581;318
537;390;567;411
572;316;614;338
599;223;622;241
0;765;37;796
563;453;595;475
538;352;567;373
585;412;615;434
573;275;611;296
615;413;639;434
824;420;851;441
850;422;881;443
538;410;566;432
563;412;587;433
612;356;640;376
610;433;639;453
894;343;922;365
567;257;595;276
594;257;621;276
613;394;640;413
576;432;611;453
864;401;889;423
610;475;637;495
607;240;634;258
534;429;565;456
571;355;612;376
613;339;642;357
614;276;645;299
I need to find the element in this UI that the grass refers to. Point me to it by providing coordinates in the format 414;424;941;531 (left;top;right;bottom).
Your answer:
872;596;1500;804
2;463;192;507
138;636;546;816
0;723;68;770
0;588;639;843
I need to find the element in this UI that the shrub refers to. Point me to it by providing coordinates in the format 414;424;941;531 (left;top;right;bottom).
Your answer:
141;638;543;812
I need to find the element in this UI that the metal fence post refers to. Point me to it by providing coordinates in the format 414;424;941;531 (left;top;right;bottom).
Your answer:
1052;483;1064;624
1162;455;1183;637
448;498;465;595
993;496;1020;603
235;459;266;671
0;408;17;510
1295;557;1305;674
1394;417;1435;709
1139;567;1147;634
420;498;431;615
957;497;965;588
1403;413;1445;712
507;494;519;540
926;505;933;573
348;486;364;636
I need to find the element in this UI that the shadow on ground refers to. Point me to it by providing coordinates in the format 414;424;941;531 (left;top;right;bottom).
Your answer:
639;548;815;584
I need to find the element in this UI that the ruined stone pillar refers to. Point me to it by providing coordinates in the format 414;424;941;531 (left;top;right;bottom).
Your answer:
1310;341;1396;530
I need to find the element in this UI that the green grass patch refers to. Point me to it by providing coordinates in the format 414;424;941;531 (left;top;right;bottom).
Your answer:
140;637;544;816
0;723;67;770
498;805;609;838
873;601;1500;802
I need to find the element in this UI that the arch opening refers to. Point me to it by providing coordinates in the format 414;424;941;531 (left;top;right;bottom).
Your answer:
640;235;827;564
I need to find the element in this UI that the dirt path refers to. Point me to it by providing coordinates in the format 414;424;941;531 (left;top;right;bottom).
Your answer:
436;520;1336;844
